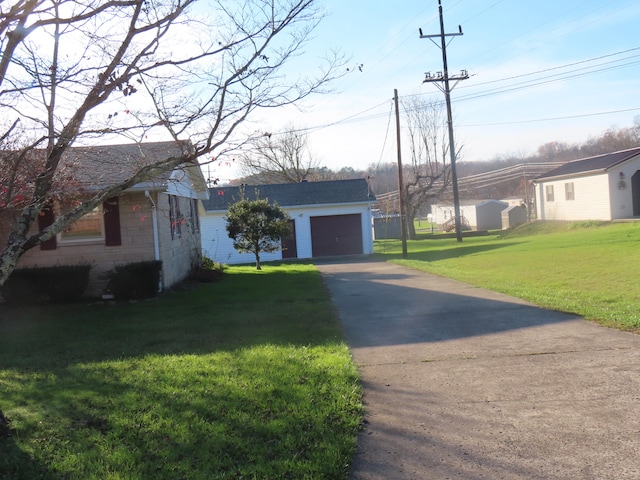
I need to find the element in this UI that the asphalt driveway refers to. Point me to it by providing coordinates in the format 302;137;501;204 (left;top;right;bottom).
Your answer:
316;259;640;480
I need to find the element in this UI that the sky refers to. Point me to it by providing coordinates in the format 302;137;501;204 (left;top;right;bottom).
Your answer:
222;0;640;179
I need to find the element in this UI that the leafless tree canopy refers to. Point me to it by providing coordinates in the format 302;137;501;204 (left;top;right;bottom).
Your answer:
400;95;451;238
239;126;319;183
0;0;346;285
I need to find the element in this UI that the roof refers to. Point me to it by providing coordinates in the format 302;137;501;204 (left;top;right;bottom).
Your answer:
434;199;507;208
535;147;640;181
61;141;205;192
203;178;375;211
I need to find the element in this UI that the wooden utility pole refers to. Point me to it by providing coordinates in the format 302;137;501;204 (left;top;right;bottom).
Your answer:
420;0;468;242
394;89;408;258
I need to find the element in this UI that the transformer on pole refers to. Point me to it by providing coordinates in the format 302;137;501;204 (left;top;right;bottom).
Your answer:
420;0;468;242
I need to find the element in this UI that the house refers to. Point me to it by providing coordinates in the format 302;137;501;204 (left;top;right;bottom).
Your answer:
431;199;508;231
533;147;640;221
1;141;209;297
201;179;376;264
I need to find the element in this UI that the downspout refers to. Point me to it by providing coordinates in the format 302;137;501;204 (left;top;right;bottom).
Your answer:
145;190;163;292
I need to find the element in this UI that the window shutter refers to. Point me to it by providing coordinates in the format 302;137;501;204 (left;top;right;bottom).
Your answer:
38;203;57;250
104;196;122;246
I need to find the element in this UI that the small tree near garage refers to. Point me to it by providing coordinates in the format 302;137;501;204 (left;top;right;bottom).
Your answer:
226;197;291;270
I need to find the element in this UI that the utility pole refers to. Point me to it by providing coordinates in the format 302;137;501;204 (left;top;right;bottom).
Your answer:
420;0;468;242
394;89;408;258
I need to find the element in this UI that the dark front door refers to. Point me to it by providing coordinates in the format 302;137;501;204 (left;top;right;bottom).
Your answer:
281;220;297;259
310;214;363;257
632;171;640;216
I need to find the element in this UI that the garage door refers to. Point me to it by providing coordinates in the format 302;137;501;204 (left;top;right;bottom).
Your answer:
310;214;363;257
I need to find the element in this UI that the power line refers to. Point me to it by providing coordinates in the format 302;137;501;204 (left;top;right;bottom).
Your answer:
459;106;640;127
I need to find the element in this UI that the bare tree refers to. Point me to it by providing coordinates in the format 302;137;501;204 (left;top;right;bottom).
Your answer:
401;95;451;238
239;125;319;183
0;0;346;287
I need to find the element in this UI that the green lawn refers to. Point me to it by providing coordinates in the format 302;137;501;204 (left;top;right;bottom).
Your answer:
376;221;640;332
0;264;362;480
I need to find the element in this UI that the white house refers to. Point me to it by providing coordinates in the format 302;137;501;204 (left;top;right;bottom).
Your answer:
533;147;640;221
200;179;376;265
431;199;508;231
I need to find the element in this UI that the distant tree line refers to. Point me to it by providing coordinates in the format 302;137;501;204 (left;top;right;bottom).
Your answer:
232;118;640;236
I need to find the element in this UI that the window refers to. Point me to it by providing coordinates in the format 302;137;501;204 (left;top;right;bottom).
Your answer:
565;182;575;201
60;206;103;242
545;185;554;202
37;197;121;248
169;195;182;239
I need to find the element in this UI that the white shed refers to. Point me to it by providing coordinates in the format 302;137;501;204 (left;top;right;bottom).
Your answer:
432;199;508;231
533;147;640;221
200;179;376;265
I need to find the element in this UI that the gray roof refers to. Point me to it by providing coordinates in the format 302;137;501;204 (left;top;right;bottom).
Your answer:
203;178;375;211
64;140;194;188
535;147;640;181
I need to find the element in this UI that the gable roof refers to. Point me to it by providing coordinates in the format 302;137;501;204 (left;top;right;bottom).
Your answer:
203;178;375;211
535;146;640;181
56;141;208;197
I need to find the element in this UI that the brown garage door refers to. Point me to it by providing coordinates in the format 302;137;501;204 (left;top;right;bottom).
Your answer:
310;214;363;257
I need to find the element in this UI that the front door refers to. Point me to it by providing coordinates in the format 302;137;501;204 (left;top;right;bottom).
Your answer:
632;171;640;216
281;220;297;259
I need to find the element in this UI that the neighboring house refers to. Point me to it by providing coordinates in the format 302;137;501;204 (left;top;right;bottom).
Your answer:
201;179;376;264
533;147;640;221
1;141;209;297
431;199;508;231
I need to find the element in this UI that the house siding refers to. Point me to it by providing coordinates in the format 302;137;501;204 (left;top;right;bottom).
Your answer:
14;192;157;296
156;192;201;287
8;191;202;297
201;203;373;265
432;201;507;230
535;174;611;221
607;165;637;219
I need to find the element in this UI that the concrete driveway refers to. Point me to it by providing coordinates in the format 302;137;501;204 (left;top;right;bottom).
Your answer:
315;259;640;480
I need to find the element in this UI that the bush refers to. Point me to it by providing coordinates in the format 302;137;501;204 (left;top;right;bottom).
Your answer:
1;264;91;305
104;260;162;301
189;256;225;283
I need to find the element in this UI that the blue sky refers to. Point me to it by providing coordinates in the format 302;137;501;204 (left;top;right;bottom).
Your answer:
245;0;640;174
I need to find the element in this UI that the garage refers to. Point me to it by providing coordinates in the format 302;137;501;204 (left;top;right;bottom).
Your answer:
310;214;363;257
201;179;375;264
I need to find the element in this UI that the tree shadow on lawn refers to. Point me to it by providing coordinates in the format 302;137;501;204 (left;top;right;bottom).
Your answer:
1;431;63;480
375;240;524;262
0;268;356;478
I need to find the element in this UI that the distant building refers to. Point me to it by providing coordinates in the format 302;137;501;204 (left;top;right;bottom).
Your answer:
200;179;376;264
432;199;508;231
533;147;640;221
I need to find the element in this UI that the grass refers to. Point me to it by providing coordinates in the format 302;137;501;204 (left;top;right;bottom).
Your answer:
375;221;640;332
0;264;362;480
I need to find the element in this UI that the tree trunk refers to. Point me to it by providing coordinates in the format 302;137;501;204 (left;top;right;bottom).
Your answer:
254;250;261;270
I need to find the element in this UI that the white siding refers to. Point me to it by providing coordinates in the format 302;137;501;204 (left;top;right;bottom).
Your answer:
200;202;374;265
607;165;637;219
536;174;611;221
432;201;507;230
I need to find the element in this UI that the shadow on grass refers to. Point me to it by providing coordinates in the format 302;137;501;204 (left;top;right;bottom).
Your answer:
0;266;357;479
0;267;336;370
375;240;524;262
1;432;62;480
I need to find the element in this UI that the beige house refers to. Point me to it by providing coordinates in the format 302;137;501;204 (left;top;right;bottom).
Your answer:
1;142;209;297
534;147;640;221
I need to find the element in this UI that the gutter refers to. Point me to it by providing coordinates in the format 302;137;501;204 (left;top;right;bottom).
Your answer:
145;190;163;292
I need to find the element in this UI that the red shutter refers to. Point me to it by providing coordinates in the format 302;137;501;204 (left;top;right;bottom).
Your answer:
104;197;122;246
38;202;57;250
